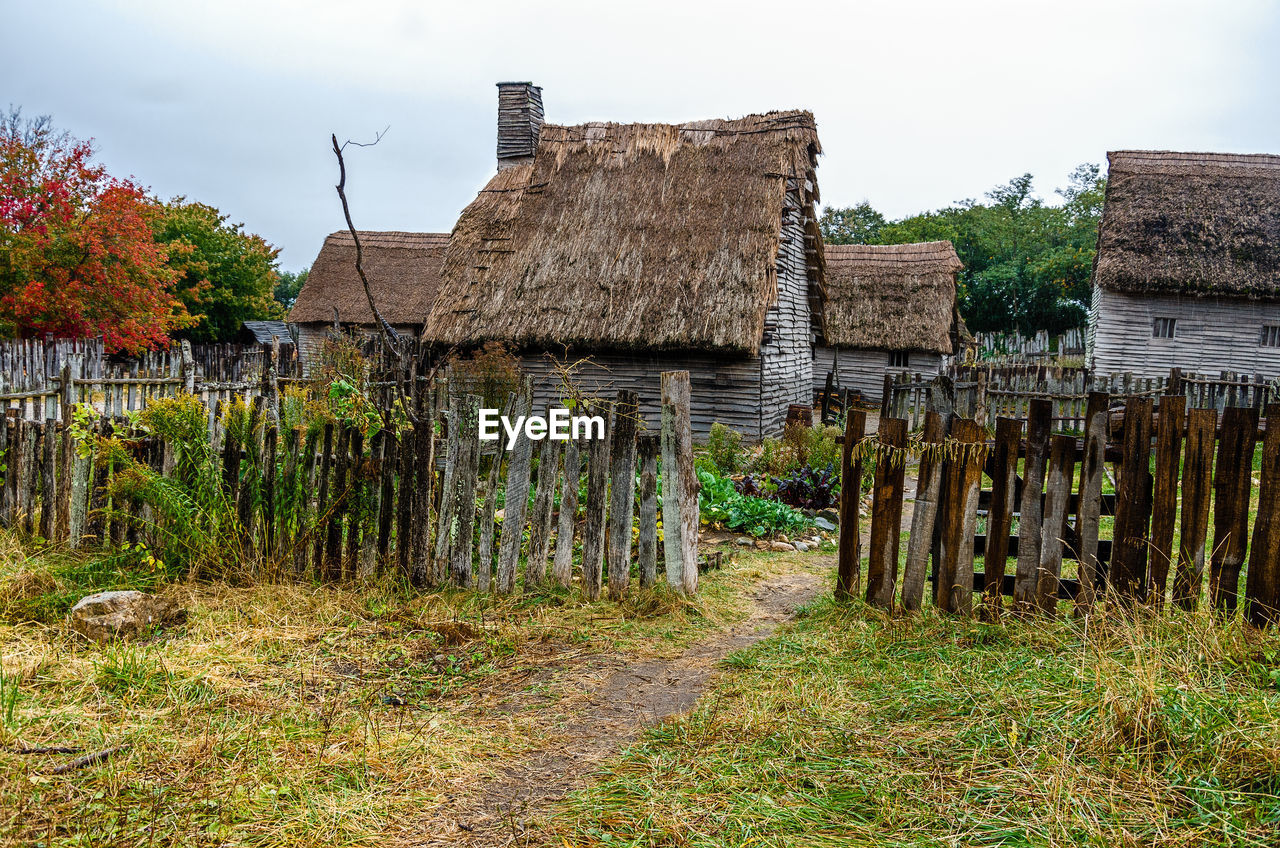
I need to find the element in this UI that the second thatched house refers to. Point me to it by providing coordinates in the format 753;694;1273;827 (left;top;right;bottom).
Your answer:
1088;150;1280;378
813;241;965;402
422;83;825;440
289;230;448;371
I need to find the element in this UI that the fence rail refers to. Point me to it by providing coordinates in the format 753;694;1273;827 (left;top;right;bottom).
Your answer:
837;393;1280;626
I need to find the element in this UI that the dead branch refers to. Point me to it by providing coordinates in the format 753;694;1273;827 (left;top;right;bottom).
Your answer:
47;744;130;774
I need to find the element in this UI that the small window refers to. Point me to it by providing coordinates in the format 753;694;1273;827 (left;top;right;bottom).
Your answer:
888;351;910;368
1153;317;1177;339
1262;326;1280;348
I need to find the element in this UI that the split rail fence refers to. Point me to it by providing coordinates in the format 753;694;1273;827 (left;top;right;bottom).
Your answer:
836;393;1280;627
0;370;702;599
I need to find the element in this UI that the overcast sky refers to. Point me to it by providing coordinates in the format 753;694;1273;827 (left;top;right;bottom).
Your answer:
5;0;1278;270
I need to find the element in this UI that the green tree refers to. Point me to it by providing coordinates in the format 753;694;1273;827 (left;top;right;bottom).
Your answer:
154;199;281;342
273;268;308;311
820;165;1105;336
819;201;887;244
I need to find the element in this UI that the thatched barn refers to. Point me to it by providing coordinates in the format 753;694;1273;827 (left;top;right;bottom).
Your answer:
1088;150;1280;378
813;242;964;401
289;231;448;371
422;82;825;440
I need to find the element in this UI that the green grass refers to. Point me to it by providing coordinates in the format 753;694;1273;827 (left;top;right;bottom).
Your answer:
546;596;1280;847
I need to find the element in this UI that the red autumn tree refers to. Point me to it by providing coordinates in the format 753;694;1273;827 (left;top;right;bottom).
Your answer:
0;109;191;353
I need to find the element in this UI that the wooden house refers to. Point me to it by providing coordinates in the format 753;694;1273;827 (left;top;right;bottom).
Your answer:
238;320;293;348
289;230;448;372
422;82;826;440
1088;151;1280;378
813;242;964;402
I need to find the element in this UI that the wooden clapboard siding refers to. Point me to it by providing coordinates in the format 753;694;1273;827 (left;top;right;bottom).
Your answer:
758;183;816;437
1089;286;1280;378
812;347;944;402
295;323;420;376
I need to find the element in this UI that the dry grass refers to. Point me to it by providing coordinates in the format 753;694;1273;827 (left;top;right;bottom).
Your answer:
544;597;1280;847
0;530;788;847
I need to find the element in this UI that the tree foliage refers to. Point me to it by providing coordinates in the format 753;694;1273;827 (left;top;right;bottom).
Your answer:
155;199;282;342
0;108;190;352
273;268;307;311
820;165;1106;335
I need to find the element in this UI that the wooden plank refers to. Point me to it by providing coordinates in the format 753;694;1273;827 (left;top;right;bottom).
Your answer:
263;425;279;562
1210;406;1258;616
1075;407;1108;614
395;424;416;581
1035;435;1075;614
433;404;460;585
478;395;514;592
323;424;350;580
606;390;639;600
342;427;362;580
1247;403;1280;626
39;419;55;541
496;378;535;595
1148;394;1186;605
1073;391;1110;538
902;412;948;611
581;401;611;601
56;419;73;541
1111;399;1156;603
660;371;699;595
637;434;659;590
526;434;562;590
1013;398;1052;611
936;417;983;615
237;397;264;547
835;409;867;600
866;417;908;609
375;430;396;572
311;423;334;579
1172;408;1216;609
981;416;1021;618
450;395;481;588
412;393;437;586
551;435;583;589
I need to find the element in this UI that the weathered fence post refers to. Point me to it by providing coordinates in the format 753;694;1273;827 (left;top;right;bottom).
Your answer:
1210;406;1258;615
433;402;461;585
342;427;363;580
1148;394;1186;605
1074;405;1108;614
1035;434;1075;613
902;411;949;611
1013;399;1053;611
480;395;514;592
551;435;583;589
982;416;1022;617
496;377;535;595
936;418;983;614
606;390;639;601
525;431;562;590
1111;399;1155;604
866;417;908;609
835;409;867;600
661;371;699;595
636;433;659;590
311;423;334;579
1247;403;1280;626
581;401;611;601
451;395;481;588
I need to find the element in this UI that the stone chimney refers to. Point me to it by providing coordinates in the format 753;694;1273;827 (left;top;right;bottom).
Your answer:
496;82;544;170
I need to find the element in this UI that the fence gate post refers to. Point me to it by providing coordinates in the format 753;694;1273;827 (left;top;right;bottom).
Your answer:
1247;403;1280;626
660;371;699;595
866;417;908;609
835;409;867;599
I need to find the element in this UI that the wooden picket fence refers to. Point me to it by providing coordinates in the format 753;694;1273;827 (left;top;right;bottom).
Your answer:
966;328;1085;363
837;393;1280;626
0;336;300;423
876;365;1280;434
0;371;702;599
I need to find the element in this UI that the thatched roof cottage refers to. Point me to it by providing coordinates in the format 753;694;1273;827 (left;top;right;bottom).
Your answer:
814;241;964;402
289;231;448;370
1087;150;1280;378
423;82;826;439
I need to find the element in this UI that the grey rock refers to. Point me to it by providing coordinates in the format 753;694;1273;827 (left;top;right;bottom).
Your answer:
768;541;796;553
816;508;840;524
69;590;185;643
735;537;754;547
814;516;838;532
794;541;809;552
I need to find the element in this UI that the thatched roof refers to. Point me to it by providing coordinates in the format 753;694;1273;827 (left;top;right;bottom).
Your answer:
1094;150;1280;298
820;242;962;354
289;231;449;325
423;111;823;354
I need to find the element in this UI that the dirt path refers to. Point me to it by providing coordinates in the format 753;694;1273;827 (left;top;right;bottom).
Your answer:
410;564;827;847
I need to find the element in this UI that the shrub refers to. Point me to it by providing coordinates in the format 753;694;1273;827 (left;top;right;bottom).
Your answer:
451;341;521;409
707;423;747;475
698;469;812;538
771;464;839;510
